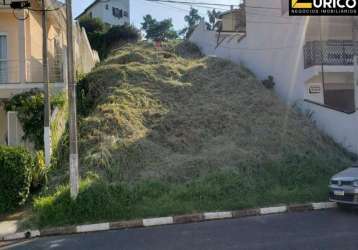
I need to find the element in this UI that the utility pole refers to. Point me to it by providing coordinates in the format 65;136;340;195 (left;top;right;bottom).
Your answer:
66;0;79;199
42;0;51;167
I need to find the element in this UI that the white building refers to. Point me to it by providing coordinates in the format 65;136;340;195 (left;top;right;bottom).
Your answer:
76;0;130;27
190;0;358;154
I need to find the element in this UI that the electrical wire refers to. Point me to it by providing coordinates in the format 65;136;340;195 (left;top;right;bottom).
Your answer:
151;1;190;12
145;0;238;8
178;2;228;11
245;5;281;10
28;6;62;12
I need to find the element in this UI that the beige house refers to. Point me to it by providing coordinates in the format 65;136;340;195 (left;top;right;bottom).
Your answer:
218;7;246;33
0;0;99;146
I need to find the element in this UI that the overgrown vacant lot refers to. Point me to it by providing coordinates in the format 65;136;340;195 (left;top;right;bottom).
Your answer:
33;42;354;228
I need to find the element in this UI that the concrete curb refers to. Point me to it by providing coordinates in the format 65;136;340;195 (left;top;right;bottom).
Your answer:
0;202;337;242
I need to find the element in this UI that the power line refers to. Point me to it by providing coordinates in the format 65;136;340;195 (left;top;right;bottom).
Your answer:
28;6;62;12
146;0;238;8
245;5;281;10
179;3;228;11
151;1;190;12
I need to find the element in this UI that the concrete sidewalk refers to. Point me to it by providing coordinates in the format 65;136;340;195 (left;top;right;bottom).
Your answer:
0;221;18;237
0;209;29;239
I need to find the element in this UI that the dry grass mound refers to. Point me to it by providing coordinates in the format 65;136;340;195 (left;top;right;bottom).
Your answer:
75;41;352;183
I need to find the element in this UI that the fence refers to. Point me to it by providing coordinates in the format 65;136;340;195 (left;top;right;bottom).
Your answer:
0;0;11;7
304;40;356;69
0;57;64;84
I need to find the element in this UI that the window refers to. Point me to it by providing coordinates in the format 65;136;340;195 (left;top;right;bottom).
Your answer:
106;4;109;10
112;7;123;18
124;11;128;17
0;35;7;84
89;12;93;18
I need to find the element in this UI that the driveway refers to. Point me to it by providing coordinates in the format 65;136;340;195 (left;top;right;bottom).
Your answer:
2;209;358;250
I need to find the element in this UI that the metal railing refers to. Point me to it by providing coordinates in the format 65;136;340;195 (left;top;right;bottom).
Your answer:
303;40;357;69
0;0;11;8
0;58;64;84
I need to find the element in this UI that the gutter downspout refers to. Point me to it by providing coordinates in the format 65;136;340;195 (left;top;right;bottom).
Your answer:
319;16;326;105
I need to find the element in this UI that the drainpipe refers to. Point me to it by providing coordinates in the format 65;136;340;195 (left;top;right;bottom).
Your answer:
231;5;234;31
353;17;358;111
18;10;26;84
320;16;326;105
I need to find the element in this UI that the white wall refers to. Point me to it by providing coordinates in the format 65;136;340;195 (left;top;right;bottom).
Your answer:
191;0;308;105
305;81;324;103
190;0;358;155
300;101;358;154
85;0;130;26
74;22;100;74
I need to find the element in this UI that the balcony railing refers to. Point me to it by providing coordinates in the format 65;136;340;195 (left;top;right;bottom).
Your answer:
0;58;64;84
0;0;11;8
303;40;357;69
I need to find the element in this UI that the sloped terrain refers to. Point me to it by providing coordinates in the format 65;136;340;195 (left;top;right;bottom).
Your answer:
32;41;355;228
74;41;352;183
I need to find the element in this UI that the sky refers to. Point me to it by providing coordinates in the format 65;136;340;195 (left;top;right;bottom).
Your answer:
73;0;240;31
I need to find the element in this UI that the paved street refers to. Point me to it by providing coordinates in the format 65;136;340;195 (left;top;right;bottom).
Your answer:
2;209;358;250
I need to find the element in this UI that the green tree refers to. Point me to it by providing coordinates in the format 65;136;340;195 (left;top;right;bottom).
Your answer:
141;14;178;41
79;16;106;34
207;9;221;30
103;25;141;55
180;8;202;39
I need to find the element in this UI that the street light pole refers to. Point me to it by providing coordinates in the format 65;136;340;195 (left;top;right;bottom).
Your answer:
65;0;79;199
42;0;51;167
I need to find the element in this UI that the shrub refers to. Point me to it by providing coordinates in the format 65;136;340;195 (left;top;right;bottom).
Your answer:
262;75;275;89
171;41;202;59
31;151;47;191
102;25;141;58
84;24;141;59
33;154;343;228
79;16;106;34
0;146;33;213
105;24;140;43
5;90;66;150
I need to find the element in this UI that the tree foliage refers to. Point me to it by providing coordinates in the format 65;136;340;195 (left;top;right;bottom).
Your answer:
79;16;140;59
207;9;221;30
0;146;33;213
79;16;106;34
5;89;65;150
180;8;202;39
141;15;178;41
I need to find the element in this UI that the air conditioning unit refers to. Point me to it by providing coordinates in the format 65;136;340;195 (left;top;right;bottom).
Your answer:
10;0;30;9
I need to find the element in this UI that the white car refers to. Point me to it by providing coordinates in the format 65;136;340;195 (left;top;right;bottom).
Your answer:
329;165;358;205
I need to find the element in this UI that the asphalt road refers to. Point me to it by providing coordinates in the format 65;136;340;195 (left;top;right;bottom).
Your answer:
2;209;358;250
